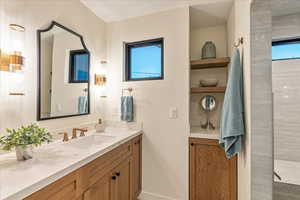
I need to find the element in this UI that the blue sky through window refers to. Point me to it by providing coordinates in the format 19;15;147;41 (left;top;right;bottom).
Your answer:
74;54;88;81
272;43;300;60
130;44;162;79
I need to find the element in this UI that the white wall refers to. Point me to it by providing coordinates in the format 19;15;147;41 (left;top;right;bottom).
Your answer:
105;7;190;200
50;31;87;117
190;25;228;60
40;35;53;116
227;1;251;200
0;0;106;135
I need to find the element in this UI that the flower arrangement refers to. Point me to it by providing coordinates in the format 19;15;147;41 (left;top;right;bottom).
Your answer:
0;124;52;160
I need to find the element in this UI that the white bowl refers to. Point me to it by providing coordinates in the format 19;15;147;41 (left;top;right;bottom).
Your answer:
200;79;219;87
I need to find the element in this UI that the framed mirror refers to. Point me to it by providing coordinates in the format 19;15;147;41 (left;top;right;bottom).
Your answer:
37;21;90;120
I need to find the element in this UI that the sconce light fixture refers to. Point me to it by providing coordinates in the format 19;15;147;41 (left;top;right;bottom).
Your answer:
9;24;25;32
0;24;25;72
95;74;106;86
0;50;10;71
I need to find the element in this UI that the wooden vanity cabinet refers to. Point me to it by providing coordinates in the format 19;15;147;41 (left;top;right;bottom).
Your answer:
24;135;142;200
83;174;111;200
189;138;237;200
110;158;132;200
24;169;81;200
132;136;142;198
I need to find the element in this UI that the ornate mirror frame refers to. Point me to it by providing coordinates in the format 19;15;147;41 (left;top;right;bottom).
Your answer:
37;21;90;121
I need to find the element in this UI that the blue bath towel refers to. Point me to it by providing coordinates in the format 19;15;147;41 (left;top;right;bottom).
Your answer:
121;96;134;122
78;96;88;114
220;49;245;158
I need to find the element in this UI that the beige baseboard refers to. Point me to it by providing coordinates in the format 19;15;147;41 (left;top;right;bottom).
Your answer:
138;191;180;200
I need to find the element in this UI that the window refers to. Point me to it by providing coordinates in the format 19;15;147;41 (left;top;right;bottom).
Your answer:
272;39;300;61
69;50;89;83
125;38;164;81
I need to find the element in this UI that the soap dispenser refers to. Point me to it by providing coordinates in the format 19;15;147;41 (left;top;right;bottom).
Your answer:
95;119;105;133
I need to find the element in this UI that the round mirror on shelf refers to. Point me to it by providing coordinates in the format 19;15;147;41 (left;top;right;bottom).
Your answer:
200;95;217;112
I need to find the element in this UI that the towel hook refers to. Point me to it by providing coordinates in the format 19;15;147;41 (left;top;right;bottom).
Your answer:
234;37;244;48
122;88;133;96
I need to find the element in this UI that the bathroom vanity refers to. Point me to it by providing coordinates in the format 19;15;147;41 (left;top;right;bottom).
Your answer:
0;129;142;200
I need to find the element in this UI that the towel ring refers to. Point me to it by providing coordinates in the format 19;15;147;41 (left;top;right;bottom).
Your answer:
122;88;133;96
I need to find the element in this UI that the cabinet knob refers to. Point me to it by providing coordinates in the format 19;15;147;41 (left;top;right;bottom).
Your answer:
191;143;194;146
112;176;116;180
116;172;121;176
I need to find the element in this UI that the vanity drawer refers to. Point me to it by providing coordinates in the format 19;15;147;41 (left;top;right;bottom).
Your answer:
82;140;132;189
24;169;81;200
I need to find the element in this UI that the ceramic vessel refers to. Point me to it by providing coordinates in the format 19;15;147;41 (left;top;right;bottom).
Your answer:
95;119;106;133
15;145;33;161
202;41;216;59
200;79;219;87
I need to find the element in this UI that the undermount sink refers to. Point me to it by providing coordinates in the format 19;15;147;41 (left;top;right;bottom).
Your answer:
65;134;116;148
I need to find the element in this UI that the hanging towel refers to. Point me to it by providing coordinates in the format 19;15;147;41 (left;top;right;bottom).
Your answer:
220;48;245;158
78;96;88;114
121;96;134;122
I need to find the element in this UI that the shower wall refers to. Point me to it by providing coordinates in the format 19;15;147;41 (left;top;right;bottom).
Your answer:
272;13;300;162
273;59;300;162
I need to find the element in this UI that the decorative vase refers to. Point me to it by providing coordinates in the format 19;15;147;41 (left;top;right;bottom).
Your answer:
15;145;33;161
201;41;216;59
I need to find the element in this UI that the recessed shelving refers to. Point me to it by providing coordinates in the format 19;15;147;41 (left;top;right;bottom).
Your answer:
191;57;230;70
191;87;226;94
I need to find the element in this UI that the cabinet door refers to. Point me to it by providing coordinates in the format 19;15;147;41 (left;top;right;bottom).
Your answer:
189;138;237;200
132;136;142;199
111;158;132;200
24;170;79;200
83;175;111;200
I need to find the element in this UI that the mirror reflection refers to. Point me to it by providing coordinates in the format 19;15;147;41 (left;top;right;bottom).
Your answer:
200;95;216;112
38;21;90;120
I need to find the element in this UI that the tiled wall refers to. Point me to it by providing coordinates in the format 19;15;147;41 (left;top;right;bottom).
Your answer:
273;13;300;40
250;0;273;199
272;13;300;162
273;59;300;162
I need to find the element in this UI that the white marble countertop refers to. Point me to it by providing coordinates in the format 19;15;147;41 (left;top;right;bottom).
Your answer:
0;126;142;200
190;126;219;140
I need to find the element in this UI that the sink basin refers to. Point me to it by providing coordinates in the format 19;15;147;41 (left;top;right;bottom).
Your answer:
65;134;116;149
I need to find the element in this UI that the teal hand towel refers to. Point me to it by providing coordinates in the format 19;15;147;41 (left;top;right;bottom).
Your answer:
220;49;245;158
121;96;134;122
78;96;88;114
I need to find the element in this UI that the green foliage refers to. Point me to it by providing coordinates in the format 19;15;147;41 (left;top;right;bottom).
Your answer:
0;124;52;151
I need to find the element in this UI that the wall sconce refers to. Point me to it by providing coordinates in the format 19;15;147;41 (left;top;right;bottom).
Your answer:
0;49;10;71
0;24;25;72
95;74;106;86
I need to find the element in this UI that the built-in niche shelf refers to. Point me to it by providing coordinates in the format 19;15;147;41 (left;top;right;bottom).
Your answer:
191;57;230;70
191;87;226;94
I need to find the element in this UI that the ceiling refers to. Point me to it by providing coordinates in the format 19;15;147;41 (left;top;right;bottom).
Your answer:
190;1;233;29
272;0;300;17
81;0;233;22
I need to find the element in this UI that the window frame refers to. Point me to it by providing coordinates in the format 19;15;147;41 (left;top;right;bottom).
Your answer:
272;38;300;61
124;38;164;81
69;49;90;83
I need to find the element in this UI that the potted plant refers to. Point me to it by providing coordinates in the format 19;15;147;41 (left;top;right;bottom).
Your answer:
0;124;52;161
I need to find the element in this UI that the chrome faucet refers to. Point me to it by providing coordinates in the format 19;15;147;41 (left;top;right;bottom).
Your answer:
72;128;88;139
